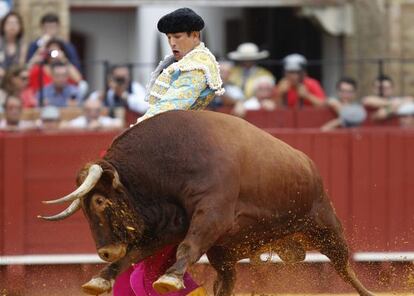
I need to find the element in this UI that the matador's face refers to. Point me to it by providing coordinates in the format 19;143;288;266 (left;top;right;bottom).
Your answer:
167;32;200;61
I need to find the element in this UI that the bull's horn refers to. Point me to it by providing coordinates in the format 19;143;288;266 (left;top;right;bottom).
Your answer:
43;164;103;204
38;199;81;221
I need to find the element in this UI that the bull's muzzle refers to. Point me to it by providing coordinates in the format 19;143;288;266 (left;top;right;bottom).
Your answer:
97;244;127;262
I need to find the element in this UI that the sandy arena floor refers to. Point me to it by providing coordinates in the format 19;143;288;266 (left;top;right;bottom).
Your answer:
238;294;414;296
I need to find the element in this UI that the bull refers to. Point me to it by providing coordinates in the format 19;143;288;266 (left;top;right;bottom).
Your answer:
40;110;374;296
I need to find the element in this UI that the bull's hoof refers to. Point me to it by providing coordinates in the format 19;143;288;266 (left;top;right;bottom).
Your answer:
187;286;208;296
153;274;185;294
81;277;113;295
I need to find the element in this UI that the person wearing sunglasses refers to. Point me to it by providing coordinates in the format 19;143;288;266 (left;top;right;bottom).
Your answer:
0;64;36;108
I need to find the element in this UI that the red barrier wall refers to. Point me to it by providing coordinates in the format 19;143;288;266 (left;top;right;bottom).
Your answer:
1;128;414;257
0;131;118;256
0;135;4;255
268;128;414;252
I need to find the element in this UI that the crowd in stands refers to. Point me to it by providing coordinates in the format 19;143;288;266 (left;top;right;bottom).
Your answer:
1;11;414;132
211;42;414;130
0;12;145;132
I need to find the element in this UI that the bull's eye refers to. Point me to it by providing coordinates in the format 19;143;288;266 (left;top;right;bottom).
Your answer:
92;195;108;210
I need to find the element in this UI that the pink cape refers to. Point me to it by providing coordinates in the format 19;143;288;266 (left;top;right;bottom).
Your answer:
113;245;199;296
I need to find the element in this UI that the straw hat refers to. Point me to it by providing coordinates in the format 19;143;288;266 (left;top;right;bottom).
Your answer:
228;43;269;61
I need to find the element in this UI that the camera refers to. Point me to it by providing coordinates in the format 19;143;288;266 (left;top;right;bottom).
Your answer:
49;50;59;59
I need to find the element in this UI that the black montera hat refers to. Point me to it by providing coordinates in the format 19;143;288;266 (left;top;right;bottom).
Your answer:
157;8;204;34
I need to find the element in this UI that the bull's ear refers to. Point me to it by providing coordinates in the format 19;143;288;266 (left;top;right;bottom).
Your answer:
112;170;122;189
76;164;92;186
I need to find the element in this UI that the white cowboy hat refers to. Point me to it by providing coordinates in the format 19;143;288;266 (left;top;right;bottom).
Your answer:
228;43;269;61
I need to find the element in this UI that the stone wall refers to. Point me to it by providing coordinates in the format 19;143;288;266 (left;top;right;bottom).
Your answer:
15;0;69;43
343;0;414;97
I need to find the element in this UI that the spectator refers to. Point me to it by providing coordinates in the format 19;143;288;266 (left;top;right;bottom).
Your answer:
26;13;81;70
209;61;244;109
0;95;35;130
232;76;276;118
0;65;36;108
362;75;413;120
227;42;275;99
37;105;61;130
91;64;148;117
321;77;367;131
396;101;414;128
274;54;325;108
28;38;83;95
0;11;27;74
60;97;123;130
37;62;79;107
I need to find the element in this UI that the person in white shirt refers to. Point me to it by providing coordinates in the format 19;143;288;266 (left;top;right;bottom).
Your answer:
232;75;276;117
60;97;123;130
91;64;149;117
0;95;35;131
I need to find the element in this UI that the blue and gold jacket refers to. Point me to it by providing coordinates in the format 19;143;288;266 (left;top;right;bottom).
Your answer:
136;42;224;123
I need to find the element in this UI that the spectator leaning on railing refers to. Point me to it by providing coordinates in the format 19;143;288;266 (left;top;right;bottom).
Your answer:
60;97;123;130
362;74;413;120
26;13;81;71
396;101;414;128
274;54;326;108
232;75;276;118
36;105;61;130
0;11;27;75
321;77;367;131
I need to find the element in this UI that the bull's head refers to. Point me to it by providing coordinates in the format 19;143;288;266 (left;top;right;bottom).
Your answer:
39;162;144;263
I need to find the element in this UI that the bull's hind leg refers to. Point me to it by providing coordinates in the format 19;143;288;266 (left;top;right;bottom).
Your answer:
313;229;375;296
306;200;375;296
207;247;237;296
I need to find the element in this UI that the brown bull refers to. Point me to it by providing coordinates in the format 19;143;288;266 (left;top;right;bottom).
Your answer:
40;110;374;296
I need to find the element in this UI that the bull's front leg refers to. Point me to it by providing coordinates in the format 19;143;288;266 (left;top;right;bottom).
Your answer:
153;200;234;294
82;247;153;295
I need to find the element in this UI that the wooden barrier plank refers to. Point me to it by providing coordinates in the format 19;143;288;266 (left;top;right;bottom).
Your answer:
0;135;4;255
295;107;336;128
350;131;374;251
245;110;295;129
402;133;414;250
3;135;25;255
387;131;414;251
368;131;390;250
326;132;352;241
